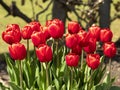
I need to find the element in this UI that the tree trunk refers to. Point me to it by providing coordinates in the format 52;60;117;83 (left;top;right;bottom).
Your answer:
52;0;67;24
99;0;111;28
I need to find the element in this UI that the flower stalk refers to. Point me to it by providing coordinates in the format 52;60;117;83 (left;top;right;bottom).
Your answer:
46;62;49;88
19;60;22;89
27;39;30;62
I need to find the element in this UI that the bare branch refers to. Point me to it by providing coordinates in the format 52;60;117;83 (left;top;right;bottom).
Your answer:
36;0;53;21
0;0;31;23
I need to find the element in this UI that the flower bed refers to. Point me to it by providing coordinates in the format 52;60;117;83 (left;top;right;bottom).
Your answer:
1;19;118;90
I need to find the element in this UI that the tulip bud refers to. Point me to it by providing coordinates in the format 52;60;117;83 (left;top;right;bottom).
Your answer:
65;53;79;67
84;38;96;54
72;45;82;55
86;54;100;70
40;26;51;40
9;43;27;60
47;19;64;39
68;21;81;34
88;25;101;41
65;34;78;49
21;25;33;39
36;44;53;62
29;21;41;31
100;28;113;43
31;31;46;47
2;24;21;44
77;30;90;47
103;42;116;58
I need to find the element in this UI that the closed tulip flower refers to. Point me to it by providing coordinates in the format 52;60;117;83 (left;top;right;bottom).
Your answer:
103;42;116;58
88;24;101;41
72;45;82;55
100;28;113;43
77;30;90;47
36;44;53;62
2;24;21;44
84;38;96;54
9;43;27;60
40;26;51;40
68;21;81;34
47;19;64;39
86;54;100;70
31;31;46;47
65;34;78;49
65;53;79;67
21;25;34;39
29;21;41;31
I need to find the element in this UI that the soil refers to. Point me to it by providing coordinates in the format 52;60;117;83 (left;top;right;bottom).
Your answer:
0;40;120;87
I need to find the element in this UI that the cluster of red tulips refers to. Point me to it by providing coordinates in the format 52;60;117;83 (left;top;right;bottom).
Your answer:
1;18;117;89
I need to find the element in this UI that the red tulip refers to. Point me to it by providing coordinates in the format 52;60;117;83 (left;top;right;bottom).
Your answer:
65;53;79;67
9;43;27;60
103;42;116;58
100;28;113;43
40;26;51;40
2;24;21;44
47;19;64;39
72;45;82;55
65;34;78;49
21;25;33;39
31;31;46;47
36;44;53;62
68;21;81;34
84;38;96;54
29;21;41;31
77;30;90;47
88;24;101;41
86;54;100;70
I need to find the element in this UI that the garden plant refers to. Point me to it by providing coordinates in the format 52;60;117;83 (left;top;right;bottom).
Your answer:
0;19;117;90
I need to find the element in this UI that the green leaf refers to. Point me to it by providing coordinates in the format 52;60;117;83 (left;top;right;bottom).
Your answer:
54;78;60;90
9;82;21;90
110;86;120;90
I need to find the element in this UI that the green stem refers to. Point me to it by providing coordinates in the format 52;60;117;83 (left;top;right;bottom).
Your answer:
70;67;73;90
87;70;94;90
19;61;22;89
56;39;59;76
81;49;84;70
27;40;30;62
46;62;49;88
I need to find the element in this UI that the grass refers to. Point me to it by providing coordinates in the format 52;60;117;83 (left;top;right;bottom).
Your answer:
0;0;120;54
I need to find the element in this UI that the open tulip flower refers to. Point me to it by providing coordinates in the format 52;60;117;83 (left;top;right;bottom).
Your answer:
1;20;117;90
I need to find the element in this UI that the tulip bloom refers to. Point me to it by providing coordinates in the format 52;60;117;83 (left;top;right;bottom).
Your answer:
86;54;100;70
40;26;51;40
2;24;21;44
88;25;101;41
31;31;46;47
72;45;82;55
77;30;90;47
65;53;79;67
65;34;78;49
9;43;27;60
103;42;116;58
47;19;64;39
68;21;81;34
21;25;34;39
84;38;96;54
100;28;113;43
36;44;53;62
29;21;41;31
